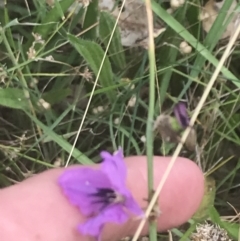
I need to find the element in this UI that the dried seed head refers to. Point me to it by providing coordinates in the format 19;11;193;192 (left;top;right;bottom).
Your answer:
128;95;137;107
29;78;38;88
38;99;51;110
185;128;197;151
191;222;232;241
130;84;135;90
46;0;54;6
32;32;44;45
81;67;92;82
183;45;192;54
167;8;173;14
180;41;188;49
154;114;181;143
198;11;209;21
80;0;92;8
45;55;54;61
97;106;104;113
0;66;7;83
27;46;36;60
92;106;106;114
199;0;239;40
54;158;63;168
154;113;197;151
92;108;98;114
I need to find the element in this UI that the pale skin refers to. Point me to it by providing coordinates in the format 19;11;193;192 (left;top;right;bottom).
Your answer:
0;156;205;241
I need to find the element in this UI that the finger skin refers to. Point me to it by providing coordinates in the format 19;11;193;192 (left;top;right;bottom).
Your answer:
0;156;204;241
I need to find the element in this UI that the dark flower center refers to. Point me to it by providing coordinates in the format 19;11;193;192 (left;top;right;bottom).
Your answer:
93;188;116;202
89;188;124;209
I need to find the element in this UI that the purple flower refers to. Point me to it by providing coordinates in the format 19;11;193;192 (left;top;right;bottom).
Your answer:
58;149;143;240
174;101;189;128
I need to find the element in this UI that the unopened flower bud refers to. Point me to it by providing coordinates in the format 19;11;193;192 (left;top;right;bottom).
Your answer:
114;117;120;125
170;0;185;9
180;41;192;54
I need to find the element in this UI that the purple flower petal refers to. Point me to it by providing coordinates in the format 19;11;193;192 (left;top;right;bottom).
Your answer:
59;149;143;240
124;192;143;216
58;168;112;216
78;204;128;238
100;149;127;192
174;101;189;128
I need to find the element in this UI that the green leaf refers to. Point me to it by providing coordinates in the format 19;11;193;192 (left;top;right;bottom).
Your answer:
68;34;115;101
209;207;239;240
193;177;216;222
34;0;76;39
42;88;72;105
0;88;29;110
99;11;126;69
82;0;99;39
220;221;239;240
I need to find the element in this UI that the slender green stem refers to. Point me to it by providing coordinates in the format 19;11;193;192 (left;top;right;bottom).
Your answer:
145;0;157;240
146;20;155;194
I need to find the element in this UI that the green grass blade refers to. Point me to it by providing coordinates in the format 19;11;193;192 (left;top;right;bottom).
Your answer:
99;11;126;69
151;2;240;88
178;0;236;98
26;111;92;165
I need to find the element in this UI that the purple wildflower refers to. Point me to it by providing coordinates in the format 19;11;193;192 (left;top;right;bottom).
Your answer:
174;101;189;128
58;149;143;240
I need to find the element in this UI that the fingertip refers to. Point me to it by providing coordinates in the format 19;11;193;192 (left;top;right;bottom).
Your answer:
0;154;204;241
125;156;204;232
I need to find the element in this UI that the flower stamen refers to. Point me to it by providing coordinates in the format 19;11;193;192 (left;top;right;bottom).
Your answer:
90;188;125;207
